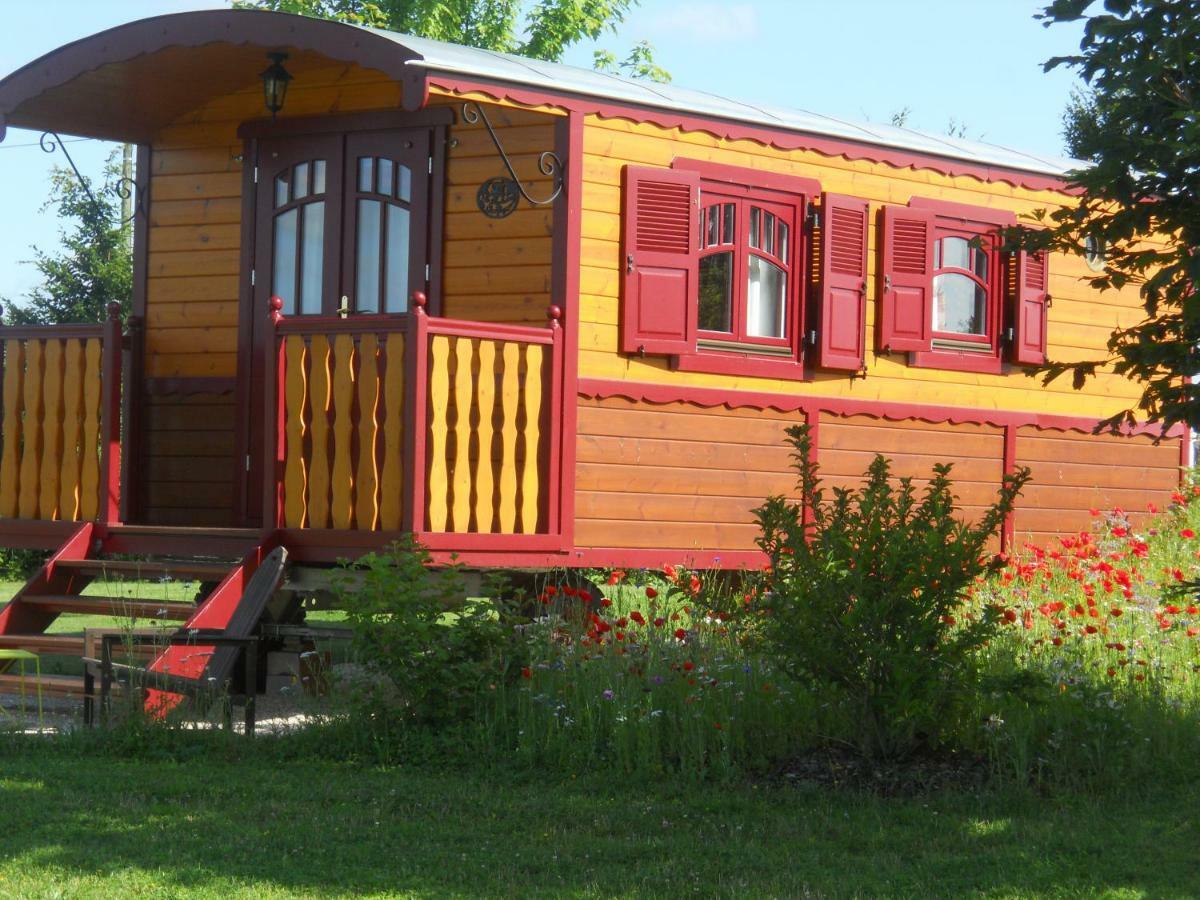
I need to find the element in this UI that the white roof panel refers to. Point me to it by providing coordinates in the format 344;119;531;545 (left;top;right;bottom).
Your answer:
361;26;1084;181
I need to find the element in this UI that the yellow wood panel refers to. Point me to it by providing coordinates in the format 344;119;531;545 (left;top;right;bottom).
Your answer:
146;352;238;378
307;336;333;530
451;338;473;532
147;302;239;328
283;336;309;529
59;340;85;521
150;197;242;228
427;335;451;532
330;334;356;531
0;340;24;518
474;340;496;533
520;344;543;535
79;340;102;521
497;342;520;534
356;334;381;531
148;224;242;253
17;341;44;518
380;333;405;531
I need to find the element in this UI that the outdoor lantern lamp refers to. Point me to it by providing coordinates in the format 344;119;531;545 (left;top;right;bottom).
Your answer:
260;51;293;120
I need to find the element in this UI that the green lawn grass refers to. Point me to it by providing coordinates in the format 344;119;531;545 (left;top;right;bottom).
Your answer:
0;748;1193;898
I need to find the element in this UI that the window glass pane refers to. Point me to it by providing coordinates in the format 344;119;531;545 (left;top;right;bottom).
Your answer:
313;160;326;195
299;202;325;315
384;204;411;312
272;209;298;315
397;165;412;203
941;236;970;270
698;252;733;333
721;203;734;244
356;199;381;313
749;207;761;250
294;162;309;201
377;158;394;197
274;174;289;209
706;205;719;247
973;247;988;280
747;255;786;338
933;273;987;335
763;211;776;256
358;157;374;194
778;221;788;261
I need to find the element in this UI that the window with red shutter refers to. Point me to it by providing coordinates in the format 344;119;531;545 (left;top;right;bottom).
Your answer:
621;166;700;355
1012;248;1049;365
878;205;935;354
816;192;869;372
878;198;1035;375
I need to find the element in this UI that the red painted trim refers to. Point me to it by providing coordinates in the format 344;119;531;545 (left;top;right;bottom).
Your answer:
554;110;583;551
99;309;123;525
424;75;1078;195
264;307;286;530
673;158;821;199
909;196;1017;227
909;348;1005;375
0;522;94;637
577;377;1188;439
672;351;809;380
404;304;430;532
1002;424;1017;552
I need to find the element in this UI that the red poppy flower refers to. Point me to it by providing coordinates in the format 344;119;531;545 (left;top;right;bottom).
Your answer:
600;598;612;608
653;617;666;628
674;628;687;640
663;564;678;582
1183;529;1196;539
1052;637;1063;646
645;586;658;599
1085;625;1098;634
1109;607;1123;617
683;661;694;672
606;569;626;585
629;610;646;626
521;667;532;679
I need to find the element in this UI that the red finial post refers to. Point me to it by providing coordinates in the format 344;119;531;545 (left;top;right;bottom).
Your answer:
106;301;122;322
268;295;284;325
410;290;428;314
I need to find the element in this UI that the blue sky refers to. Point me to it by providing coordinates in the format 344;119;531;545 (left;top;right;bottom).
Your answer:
0;0;1087;301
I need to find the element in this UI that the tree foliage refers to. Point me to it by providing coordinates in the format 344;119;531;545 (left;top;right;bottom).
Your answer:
3;156;131;325
1020;0;1200;433
237;0;668;80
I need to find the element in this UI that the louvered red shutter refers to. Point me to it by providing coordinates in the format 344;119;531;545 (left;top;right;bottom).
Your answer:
621;166;699;355
1012;249;1049;365
815;193;869;371
878;205;934;353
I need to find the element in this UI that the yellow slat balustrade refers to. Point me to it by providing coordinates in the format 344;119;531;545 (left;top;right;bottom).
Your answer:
356;334;381;531
379;333;405;530
520;344;544;534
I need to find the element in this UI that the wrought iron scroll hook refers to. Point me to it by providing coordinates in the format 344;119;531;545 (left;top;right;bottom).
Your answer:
461;102;564;218
39;131;144;226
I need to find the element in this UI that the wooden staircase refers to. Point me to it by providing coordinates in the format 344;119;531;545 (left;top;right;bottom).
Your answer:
0;523;278;704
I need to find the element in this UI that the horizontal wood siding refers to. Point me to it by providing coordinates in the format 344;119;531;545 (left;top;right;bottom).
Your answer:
575;395;802;552
576;394;1182;556
141;392;236;526
818;414;1005;526
1014;428;1183;547
578;115;1154;422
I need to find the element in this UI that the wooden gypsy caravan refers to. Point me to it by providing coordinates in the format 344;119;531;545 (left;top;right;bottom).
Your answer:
0;9;1188;698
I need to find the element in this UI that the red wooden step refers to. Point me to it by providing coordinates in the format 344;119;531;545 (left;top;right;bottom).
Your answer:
0;634;85;655
0;672;85;698
21;596;195;621
56;558;234;583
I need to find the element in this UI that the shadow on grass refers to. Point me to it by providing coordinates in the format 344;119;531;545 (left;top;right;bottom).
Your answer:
0;741;1194;898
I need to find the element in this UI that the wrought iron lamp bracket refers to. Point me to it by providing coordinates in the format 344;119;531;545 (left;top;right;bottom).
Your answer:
40;132;144;226
461;102;564;218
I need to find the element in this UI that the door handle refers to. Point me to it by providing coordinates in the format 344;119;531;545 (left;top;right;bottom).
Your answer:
338;296;349;319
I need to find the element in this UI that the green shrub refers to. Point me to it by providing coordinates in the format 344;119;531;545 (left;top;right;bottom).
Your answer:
333;537;519;728
753;423;1030;762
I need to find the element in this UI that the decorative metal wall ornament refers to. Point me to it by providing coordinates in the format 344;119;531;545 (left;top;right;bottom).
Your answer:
461;102;564;218
40;132;144;226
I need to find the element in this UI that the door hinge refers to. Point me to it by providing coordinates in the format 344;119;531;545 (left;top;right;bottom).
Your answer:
428;156;433;174
425;263;431;281
245;454;251;472
253;166;259;184
807;202;819;231
250;269;256;287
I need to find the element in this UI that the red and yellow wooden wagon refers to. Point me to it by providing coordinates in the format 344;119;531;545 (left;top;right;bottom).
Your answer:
0;10;1187;695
